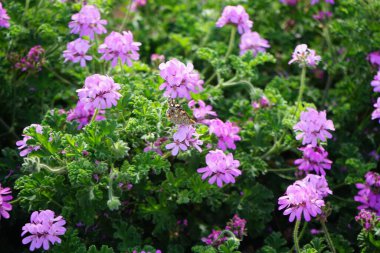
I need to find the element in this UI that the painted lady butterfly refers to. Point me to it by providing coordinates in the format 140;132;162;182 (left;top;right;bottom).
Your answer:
166;98;195;125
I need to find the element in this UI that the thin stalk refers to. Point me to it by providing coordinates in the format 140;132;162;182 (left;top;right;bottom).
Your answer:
225;27;236;59
321;220;336;253
293;219;301;253
90;108;99;124
120;0;132;32
290;222;307;252
267;168;295;172
295;66;307;114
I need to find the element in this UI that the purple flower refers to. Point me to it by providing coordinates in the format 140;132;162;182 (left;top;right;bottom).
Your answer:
188;100;217;123
239;31;270;56
67;101;106;129
289;44;321;67
279;0;299;5
15;46;45;72
355;209;380;231
209;119;241;150
278;175;332;222
0;184;13;219
98;31;141;67
294;145;332;175
216;5;253;34
63;38;92;67
225;214;247;239
151;53;165;63
22;210;66;251
365;171;380;188
354;172;380;215
69;5;107;40
131;0;147;11
165;125;203;156
76;74;122;110
0;2;10;28
201;229;226;246
368;51;380;67
159;59;204;100
371;98;380;123
371;71;380;92
293;108;335;146
197;150;241;188
313;11;332;21
252;96;270;109
144;137;168;156
16;124;43;157
311;0;335;4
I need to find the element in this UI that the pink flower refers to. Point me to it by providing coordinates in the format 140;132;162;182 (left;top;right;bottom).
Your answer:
371;71;380;92
144;137;168;156
289;44;321;67
67;101;106;129
98;31;141;67
355;210;380;231
368;51;380;67
197;150;241;188
63;38;92;67
372;98;380;123
151;54;165;63
0;184;13;219
16;124;43;157
225;214;247;239
69;5;107;40
279;0;299;5
77;74;122;110
293;108;335;146
188;100;217;122
130;0;147;11
209;119;241;150
165;125;203;156
354;172;380;215
239;31;270;56
0;2;10;28
216;5;253;34
278;175;332;222
313;11;332;21
311;0;335;4
294;145;332;175
21;210;66;251
202;229;226;246
159;59;204;100
15;46;45;72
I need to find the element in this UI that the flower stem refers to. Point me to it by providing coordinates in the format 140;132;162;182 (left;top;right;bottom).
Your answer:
293;219;301;253
90;108;99;124
321;220;336;253
295;66;307;114
225;27;236;59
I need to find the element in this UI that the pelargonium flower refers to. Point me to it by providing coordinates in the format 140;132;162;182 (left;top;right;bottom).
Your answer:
151;54;165;63
239;31;270;56
22;210;66;251
0;184;13;219
354;171;380;215
165;125;203;156
98;31;141;67
371;71;380;92
63;38;92;67
197;150;241;188
293;108;335;146
188;100;217;123
130;0;147;11
16;124;43;157
201;229;226;247
209;119;241;150
368;51;380;67
76;74;122;110
0;2;10;28
371;98;380;123
67;101;106;129
159;59;204;100
279;0;299;5
216;5;253;34
313;11;332;21
289;44;321;67
278;175;332;222
69;5;107;39
295;145;332;175
355;209;379;231
144;137;168;156
311;0;335;4
252;96;270;110
225;214;247;239
15;46;45;72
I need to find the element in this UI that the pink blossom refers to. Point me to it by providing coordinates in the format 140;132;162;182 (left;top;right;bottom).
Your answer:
77;74;122;110
197;150;241;188
0;2;10;28
144;137;168;156
16;124;43;157
294;145;332;175
188;100;217;123
239;31;270;56
289;44;321;67
21;210;66;251
355;210;380;231
98;31;141;67
131;0;147;11
354;172;380;215
159;59;204;100
293;108;335;146
311;0;335;4
63;38;92;67
216;5;253;34
209;119;241;150
15;46;45;72
67;101;106;129
0;184;13;219
313;11;332;21
368;51;380;67
279;0;299;5
165;125;203;156
151;54;165;63
69;5;107;40
372;98;380;123
371;71;380;92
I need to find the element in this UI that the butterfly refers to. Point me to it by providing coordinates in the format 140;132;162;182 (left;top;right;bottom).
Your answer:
166;98;195;125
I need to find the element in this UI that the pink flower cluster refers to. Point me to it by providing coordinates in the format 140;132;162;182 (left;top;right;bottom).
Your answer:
355;171;380;215
313;11;332;21
0;2;10;28
69;5;107;39
77;74;122;110
239;31;270;56
280;0;334;5
252;96;270;110
130;0;147;12
294;145;332;176
159;59;204;99
293;108;335;146
216;5;253;34
16;124;43;157
355;209;379;231
289;44;321;67
151;54;165;63
15;46;45;72
311;0;335;4
278;174;332;222
165;125;203;156
188;100;217;124
367;52;380;123
209;119;241;151
22;210;66;251
63;38;92;67
0;184;13;219
98;31;141;67
197;150;241;188
67;101;106;129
